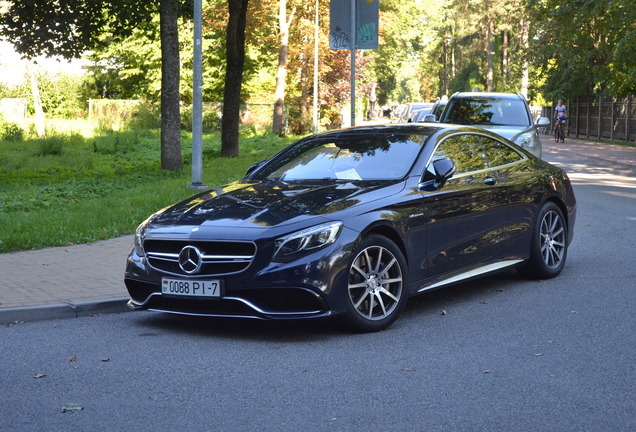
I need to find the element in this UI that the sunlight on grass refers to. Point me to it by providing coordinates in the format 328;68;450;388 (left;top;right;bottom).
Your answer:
0;120;299;252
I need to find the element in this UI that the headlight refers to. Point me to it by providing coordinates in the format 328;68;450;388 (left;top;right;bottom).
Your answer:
133;207;170;256
133;219;149;257
514;131;535;149
273;221;343;261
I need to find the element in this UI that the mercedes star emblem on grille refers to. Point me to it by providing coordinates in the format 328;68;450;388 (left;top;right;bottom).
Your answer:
178;245;203;274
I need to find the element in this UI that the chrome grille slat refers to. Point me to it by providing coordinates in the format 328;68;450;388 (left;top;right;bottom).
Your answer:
144;240;256;276
147;252;179;259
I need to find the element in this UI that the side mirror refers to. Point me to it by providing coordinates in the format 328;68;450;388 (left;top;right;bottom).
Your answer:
246;160;266;176
424;114;437;122
432;158;456;188
536;116;550;127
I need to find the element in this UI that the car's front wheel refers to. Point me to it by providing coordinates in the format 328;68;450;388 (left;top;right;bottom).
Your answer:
518;201;568;279
344;235;408;332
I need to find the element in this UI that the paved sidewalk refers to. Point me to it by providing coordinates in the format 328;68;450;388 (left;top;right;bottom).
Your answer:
1;136;635;324
542;135;636;170
0;236;133;323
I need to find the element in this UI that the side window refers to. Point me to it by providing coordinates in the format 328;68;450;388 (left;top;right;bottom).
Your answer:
482;137;523;168
432;134;488;175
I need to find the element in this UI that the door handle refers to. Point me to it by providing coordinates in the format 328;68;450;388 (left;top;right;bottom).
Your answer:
483;177;497;186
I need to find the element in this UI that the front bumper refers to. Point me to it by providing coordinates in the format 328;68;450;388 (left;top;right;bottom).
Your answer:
124;227;359;320
125;278;332;320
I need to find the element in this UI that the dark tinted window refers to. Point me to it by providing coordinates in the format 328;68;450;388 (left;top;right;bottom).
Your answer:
432;134;488;175
483;137;523;167
253;134;428;181
431;101;447;118
440;96;530;126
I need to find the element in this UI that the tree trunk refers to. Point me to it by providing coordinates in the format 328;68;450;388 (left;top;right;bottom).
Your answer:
502;30;508;90
486;19;494;92
28;63;46;137
520;18;530;98
160;0;183;170
272;2;294;136
299;64;310;135
221;0;250;157
443;36;449;96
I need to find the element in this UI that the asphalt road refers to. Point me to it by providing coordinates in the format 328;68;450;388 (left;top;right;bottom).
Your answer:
1;148;634;432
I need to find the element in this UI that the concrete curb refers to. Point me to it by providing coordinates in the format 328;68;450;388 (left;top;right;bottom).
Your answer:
0;297;131;325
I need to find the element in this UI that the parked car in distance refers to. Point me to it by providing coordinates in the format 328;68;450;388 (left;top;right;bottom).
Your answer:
411;106;437;123
408;103;435;122
426;92;549;158
399;102;434;123
125;124;576;332
428;98;448;120
390;104;407;122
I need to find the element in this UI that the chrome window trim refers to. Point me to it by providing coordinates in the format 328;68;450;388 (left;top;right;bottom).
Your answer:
420;131;528;183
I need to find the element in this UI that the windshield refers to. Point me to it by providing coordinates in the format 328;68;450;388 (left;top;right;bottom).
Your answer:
252;134;427;181
441;97;530;126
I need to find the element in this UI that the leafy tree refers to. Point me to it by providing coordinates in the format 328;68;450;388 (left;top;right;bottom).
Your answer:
420;0;535;102
528;0;636;99
372;0;441;104
1;0;188;170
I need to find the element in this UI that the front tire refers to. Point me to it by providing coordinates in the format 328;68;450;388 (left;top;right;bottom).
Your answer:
518;202;568;279
343;235;408;332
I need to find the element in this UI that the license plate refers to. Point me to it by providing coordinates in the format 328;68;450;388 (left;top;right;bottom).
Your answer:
161;278;221;297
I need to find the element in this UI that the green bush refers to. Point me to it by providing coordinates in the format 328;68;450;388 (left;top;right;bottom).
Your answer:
92;130;140;154
126;103;161;130
0;120;25;141
181;107;222;132
203;111;221;132
35;136;65;156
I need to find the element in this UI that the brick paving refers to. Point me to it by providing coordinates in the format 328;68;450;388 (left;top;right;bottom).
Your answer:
0;236;133;322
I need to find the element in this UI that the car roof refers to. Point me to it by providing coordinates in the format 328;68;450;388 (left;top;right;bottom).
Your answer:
451;92;525;100
307;123;505;140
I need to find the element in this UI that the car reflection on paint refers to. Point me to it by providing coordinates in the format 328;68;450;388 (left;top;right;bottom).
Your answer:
125;124;576;332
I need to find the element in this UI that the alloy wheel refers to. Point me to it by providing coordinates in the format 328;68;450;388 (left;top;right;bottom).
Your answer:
540;210;566;269
348;245;403;321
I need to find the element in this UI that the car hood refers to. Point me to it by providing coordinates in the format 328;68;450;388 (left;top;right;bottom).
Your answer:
475;125;532;140
150;180;403;228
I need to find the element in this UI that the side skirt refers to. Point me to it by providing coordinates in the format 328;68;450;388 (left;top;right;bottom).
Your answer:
417;259;524;293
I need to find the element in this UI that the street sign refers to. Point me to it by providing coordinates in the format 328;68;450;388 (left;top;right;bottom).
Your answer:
329;0;379;50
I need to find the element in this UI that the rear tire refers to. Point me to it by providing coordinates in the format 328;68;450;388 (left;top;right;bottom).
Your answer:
518;202;568;279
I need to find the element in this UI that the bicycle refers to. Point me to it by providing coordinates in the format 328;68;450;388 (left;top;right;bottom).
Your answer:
554;117;566;142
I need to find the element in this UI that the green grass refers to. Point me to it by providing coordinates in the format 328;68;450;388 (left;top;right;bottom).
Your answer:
0;123;298;253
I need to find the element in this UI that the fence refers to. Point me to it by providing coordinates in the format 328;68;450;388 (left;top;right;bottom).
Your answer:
0;98;27;124
87;99;311;133
541;96;636;143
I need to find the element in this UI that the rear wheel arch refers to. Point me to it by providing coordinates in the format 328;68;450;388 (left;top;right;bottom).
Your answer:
545;196;570;232
518;200;568;279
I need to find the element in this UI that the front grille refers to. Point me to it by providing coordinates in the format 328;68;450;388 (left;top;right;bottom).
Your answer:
144;239;256;276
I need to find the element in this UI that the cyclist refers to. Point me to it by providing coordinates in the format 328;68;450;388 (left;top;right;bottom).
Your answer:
554;99;568;142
